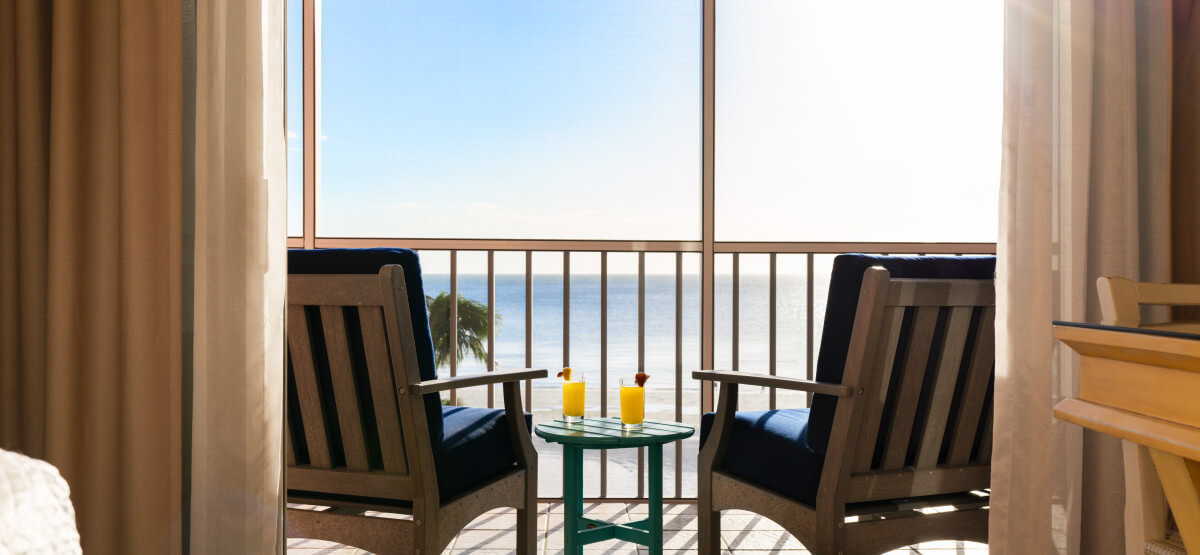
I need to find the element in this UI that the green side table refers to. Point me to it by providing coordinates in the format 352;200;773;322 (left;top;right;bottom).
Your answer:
535;417;695;555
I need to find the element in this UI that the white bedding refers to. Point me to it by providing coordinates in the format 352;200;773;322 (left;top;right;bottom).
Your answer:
0;449;81;554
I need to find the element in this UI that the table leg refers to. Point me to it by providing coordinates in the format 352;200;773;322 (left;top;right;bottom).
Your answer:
649;443;663;555
564;445;584;555
1148;447;1200;553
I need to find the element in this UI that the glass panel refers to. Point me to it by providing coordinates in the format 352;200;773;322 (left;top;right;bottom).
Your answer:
286;0;303;236
319;1;701;240
716;0;1002;242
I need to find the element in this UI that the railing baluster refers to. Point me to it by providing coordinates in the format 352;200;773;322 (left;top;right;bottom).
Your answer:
450;250;458;406
675;252;683;497
769;252;777;410
600;251;608;498
562;252;574;495
563;252;570;369
806;252;815;406
638;251;646;499
732;253;739;373
487;250;495;408
525;251;532;411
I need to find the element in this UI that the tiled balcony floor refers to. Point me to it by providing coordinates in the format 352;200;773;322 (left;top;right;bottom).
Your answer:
287;502;989;554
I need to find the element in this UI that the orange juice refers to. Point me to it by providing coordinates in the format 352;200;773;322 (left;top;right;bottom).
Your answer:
563;381;585;420
619;384;644;427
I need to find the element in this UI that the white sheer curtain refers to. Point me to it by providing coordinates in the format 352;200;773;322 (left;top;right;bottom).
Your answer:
994;0;1172;552
190;0;286;552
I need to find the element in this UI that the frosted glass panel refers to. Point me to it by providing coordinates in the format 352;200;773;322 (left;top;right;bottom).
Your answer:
716;0;1002;242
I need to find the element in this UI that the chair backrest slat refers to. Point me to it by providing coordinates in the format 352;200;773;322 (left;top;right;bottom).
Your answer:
946;306;996;465
886;279;996;307
912;305;974;467
358;305;409;474
852;306;906;473
290;275;387;306
288;304;333;468
878;306;940;470
319;305;371;472
976;402;993;462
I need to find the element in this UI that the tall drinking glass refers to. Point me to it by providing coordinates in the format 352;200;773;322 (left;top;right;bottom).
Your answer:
619;377;644;431
562;373;586;423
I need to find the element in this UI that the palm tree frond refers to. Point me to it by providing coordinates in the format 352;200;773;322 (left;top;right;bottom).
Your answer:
425;291;495;368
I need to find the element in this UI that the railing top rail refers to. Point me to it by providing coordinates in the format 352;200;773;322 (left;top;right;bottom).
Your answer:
287;236;996;255
716;241;996;254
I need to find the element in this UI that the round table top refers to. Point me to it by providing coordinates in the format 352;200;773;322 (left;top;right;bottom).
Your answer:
534;417;694;447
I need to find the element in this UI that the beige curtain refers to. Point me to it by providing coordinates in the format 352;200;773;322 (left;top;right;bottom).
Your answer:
190;0;287;552
2;0;287;552
0;1;185;553
995;0;1175;552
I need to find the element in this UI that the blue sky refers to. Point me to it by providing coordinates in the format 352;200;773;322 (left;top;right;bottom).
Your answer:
293;0;700;240
288;1;1002;249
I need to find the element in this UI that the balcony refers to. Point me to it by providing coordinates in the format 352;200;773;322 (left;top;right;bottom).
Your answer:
286;238;994;503
285;239;995;554
283;1;1000;551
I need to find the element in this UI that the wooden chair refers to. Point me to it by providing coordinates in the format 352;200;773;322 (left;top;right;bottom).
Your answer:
696;254;996;555
285;248;546;555
1098;276;1200;331
1097;276;1200;555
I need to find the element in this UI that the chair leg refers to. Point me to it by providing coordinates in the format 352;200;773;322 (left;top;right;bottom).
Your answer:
517;470;538;555
516;506;536;554
698;490;721;554
412;502;440;555
809;511;841;555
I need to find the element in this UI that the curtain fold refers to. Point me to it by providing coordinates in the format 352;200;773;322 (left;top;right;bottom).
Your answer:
1173;0;1200;289
0;0;51;458
189;0;286;551
0;1;184;553
995;0;1174;552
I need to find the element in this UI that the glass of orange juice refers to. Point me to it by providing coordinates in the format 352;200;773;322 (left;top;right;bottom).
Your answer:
619;377;644;431
562;372;586;423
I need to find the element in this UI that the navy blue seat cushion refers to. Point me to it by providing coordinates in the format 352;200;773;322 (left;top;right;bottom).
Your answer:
700;409;823;506
288;248;444;445
437;406;532;501
806;254;996;455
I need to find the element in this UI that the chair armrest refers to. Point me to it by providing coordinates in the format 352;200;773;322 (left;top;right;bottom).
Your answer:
410;368;549;395
692;370;855;397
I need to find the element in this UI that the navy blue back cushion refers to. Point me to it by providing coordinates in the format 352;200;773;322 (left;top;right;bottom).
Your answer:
288;248;444;445
806;254;996;455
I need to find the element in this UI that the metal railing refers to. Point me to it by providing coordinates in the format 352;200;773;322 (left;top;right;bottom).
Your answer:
287;236;994;500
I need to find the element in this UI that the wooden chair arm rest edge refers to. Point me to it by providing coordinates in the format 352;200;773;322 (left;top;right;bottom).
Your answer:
692;370;855;397
411;368;549;395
